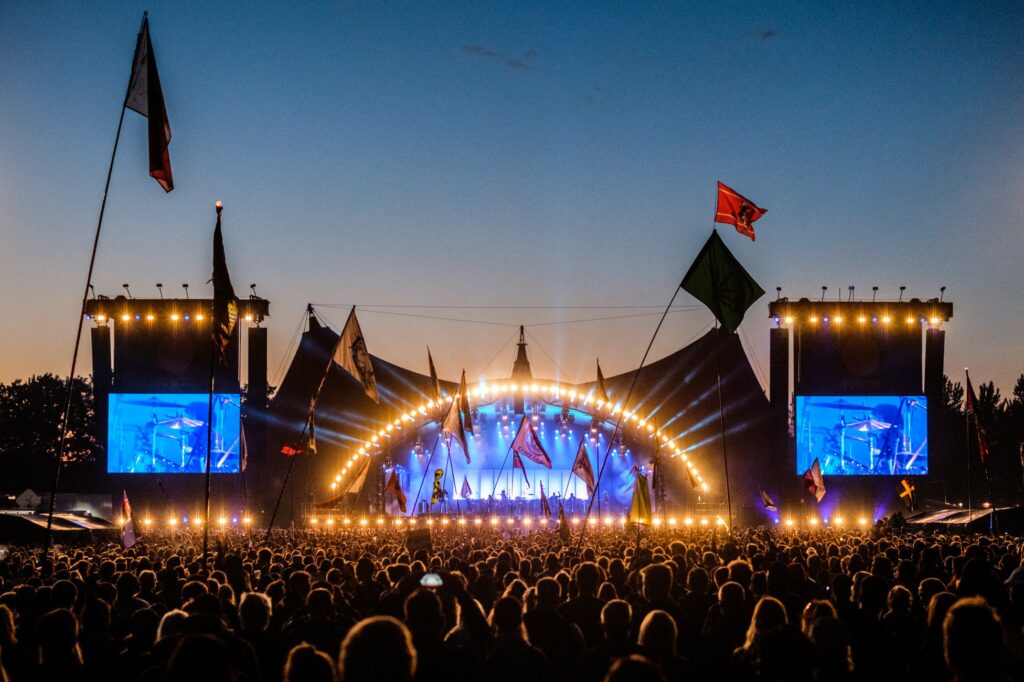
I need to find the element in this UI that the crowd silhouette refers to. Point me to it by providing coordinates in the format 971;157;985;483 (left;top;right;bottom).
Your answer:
0;525;1020;681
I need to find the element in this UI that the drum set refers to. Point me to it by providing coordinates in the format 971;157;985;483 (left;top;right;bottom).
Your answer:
121;398;238;473
801;399;927;475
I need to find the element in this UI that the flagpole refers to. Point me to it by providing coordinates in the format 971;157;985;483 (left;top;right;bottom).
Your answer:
713;321;734;528
264;310;337;542
575;287;682;553
44;13;149;552
202;314;217;559
966;369;972;524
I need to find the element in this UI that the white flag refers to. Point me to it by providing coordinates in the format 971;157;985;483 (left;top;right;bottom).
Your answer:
442;399;470;463
332;308;379;403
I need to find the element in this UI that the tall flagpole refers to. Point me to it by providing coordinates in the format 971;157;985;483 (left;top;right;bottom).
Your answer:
575;287;681;553
44;13;148;551
966;369;973;524
713;321;734;528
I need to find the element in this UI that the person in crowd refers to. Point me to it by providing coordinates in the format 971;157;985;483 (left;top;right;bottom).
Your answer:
283;643;335;682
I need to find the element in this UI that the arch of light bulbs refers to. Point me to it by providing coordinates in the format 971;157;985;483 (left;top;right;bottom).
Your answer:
329;382;711;495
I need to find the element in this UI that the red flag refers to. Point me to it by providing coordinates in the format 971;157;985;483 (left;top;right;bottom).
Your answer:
280;444;301;456
540;481;552;517
512;416;552;468
715;181;765;241
802;458;826;502
571;439;596;497
384;470;407;513
966;371;990;466
512;450;531;488
125;15;173;191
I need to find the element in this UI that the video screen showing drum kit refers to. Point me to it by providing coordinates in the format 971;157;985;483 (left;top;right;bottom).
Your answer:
795;395;928;476
107;393;242;474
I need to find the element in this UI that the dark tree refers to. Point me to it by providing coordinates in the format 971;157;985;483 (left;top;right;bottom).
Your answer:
0;374;99;491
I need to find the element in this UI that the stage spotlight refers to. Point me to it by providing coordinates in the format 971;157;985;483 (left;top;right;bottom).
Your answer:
490;518;499;525
196;313;204;321
376;517;385;525
715;517;725;526
653;518;662;526
809;518;818;526
143;518;153;526
699;518;709;526
784;316;793;324
326;518;335;526
881;316;891;324
930;316;940;325
668;518;677;526
784;519;794;527
218;517;227;526
684;518;693;526
523;518;532;525
243;517;252;525
474;518;482;525
121;314;130;321
858;315;867;324
441;518;449;525
833;316;842;324
458;518;466;525
603;517;612;526
808;315;818;324
858;517;868;526
572;517;580;525
834;516;843;525
167;518;177;526
360;518;368;526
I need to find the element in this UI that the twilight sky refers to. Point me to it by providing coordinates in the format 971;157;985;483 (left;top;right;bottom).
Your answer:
1;1;1022;394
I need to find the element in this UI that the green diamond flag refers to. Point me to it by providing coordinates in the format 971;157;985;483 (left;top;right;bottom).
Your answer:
680;230;764;334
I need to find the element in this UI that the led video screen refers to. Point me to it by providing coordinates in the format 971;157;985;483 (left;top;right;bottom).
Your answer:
795;395;927;476
108;393;241;474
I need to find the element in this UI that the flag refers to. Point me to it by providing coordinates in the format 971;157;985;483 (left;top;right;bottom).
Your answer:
125;15;173;192
461;475;472;499
512;450;531;488
512;416;552;468
442;398;470;464
761;490;778;513
558;503;571;543
965;371;990;466
430;468;445;505
540;481;552;518
802;458;826;502
715;182;765;241
348;459;371;495
459;369;472;433
384;470;407;513
684;466;699;490
212;203;238;366
332;308;379;403
680;230;765;334
121;490;137;548
629;468;652;525
899;479;918;512
596;360;610;404
571;439;596;497
280;444;301;457
307;414;317;456
427;348;441;402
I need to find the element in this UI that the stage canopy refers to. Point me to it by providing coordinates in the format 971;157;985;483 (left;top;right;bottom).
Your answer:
265;312;772;516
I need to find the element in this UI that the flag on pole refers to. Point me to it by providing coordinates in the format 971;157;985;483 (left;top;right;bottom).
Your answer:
121;490;137;548
427;348;441;402
459;369;472;433
684;466;699;490
596;360;610;404
558;503;571;543
571;439;596;497
802;458;826;502
307;413;317;456
761;490;778;512
899;479;918;512
125;15;173;192
540;481;552;517
512;416;552;468
212;203;238;366
442;398;470;464
629;468;652;525
384;469;407;513
512;450;531;488
965;370;990;466
715;181;765;241
681;230;765;334
348;459;371;495
332;308;379;403
280;444;301;456
460;475;472;499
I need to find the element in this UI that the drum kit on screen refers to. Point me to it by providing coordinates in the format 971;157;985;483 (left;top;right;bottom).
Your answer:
122;398;235;473
804;398;927;476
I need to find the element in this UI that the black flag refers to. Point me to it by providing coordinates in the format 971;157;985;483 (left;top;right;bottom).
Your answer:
212;203;238;366
681;230;764;334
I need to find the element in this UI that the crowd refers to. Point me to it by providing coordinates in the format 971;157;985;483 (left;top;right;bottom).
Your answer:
0;524;1021;681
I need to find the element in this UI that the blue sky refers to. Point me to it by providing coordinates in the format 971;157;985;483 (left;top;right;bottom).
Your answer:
1;1;1021;393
